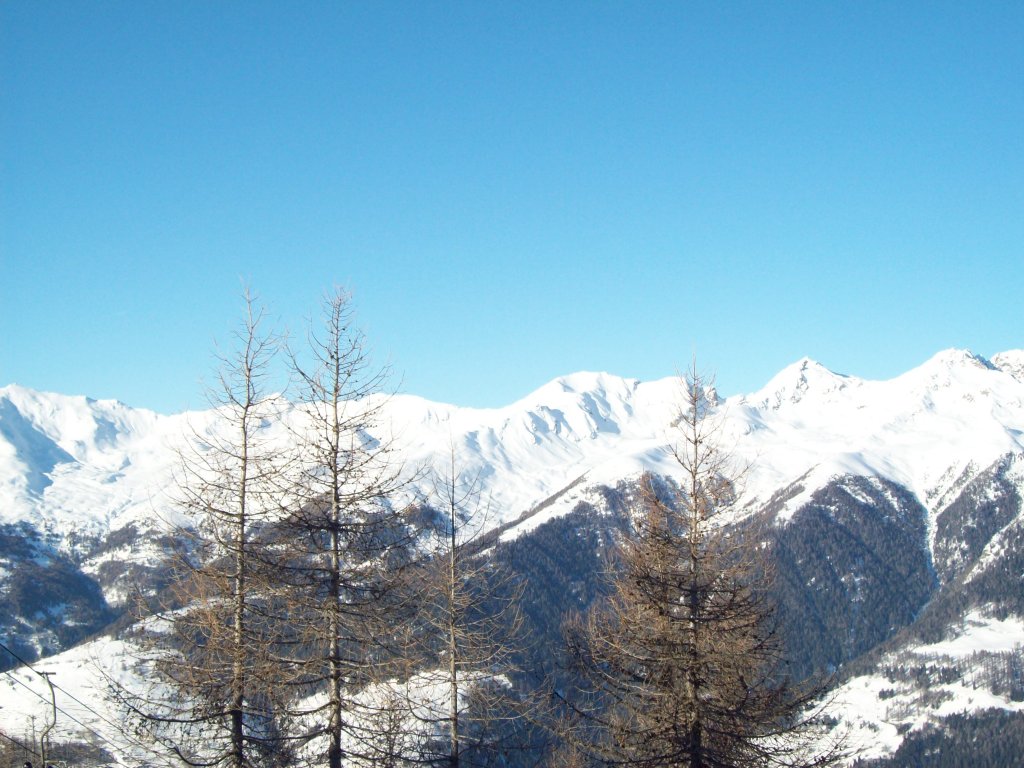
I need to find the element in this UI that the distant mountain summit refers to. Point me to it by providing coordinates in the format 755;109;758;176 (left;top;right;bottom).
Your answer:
745;356;855;412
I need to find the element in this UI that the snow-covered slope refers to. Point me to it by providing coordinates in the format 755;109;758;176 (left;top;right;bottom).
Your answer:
0;385;187;537
0;635;144;764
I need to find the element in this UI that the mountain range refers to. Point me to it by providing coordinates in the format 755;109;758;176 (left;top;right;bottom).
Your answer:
2;348;1024;766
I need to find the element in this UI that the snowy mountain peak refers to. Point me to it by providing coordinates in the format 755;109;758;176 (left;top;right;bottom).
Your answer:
4;350;1024;558
520;371;638;403
921;348;996;373
746;356;853;412
893;349;1011;402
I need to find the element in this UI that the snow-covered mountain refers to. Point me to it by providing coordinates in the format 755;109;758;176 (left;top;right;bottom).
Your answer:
4;349;1022;559
2;348;1024;765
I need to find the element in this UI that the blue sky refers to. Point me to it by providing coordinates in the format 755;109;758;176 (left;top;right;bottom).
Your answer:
2;2;1022;413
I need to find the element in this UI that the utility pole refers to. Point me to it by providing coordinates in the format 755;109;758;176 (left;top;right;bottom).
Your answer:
38;671;56;768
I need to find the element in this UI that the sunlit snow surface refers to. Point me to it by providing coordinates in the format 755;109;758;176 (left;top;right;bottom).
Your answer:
0;633;509;768
5;618;1019;767
2;349;1024;763
0;636;157;766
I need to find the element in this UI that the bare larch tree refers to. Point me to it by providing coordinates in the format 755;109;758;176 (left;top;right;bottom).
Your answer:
563;365;843;768
277;287;416;768
407;446;527;767
122;290;293;768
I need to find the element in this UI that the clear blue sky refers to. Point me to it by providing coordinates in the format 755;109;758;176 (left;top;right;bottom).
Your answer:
2;2;1022;413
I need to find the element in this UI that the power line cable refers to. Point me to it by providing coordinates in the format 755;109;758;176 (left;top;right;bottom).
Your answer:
3;670;110;747
3;662;175;767
0;640;181;768
0;640;127;730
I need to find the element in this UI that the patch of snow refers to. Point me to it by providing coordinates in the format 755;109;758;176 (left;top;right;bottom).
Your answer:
917;610;1024;657
0;635;163;767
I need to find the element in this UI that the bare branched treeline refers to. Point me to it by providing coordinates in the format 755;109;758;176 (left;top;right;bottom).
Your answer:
118;288;533;768
113;298;839;768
